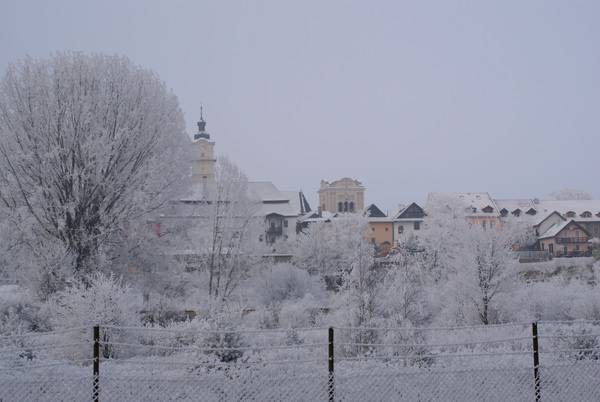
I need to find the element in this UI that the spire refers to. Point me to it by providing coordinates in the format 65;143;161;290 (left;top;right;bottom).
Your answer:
194;104;210;140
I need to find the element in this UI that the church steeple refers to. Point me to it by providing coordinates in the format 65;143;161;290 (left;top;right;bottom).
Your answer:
191;104;216;183
194;105;210;140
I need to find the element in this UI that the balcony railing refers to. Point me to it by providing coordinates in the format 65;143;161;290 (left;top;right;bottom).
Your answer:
556;237;588;244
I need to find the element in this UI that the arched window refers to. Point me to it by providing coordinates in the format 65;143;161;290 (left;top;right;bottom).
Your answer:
338;202;343;212
349;202;355;212
344;201;348;212
581;211;592;218
565;211;576;218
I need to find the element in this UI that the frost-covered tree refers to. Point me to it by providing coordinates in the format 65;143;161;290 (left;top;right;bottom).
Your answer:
440;226;517;325
0;53;189;289
169;157;261;303
380;247;431;326
550;188;592;200
336;216;378;327
295;215;372;279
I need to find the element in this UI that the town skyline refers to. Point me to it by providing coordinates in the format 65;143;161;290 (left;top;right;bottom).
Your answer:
2;0;600;212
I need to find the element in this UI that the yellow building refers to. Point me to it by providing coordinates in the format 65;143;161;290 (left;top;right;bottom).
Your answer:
365;204;393;256
319;178;365;213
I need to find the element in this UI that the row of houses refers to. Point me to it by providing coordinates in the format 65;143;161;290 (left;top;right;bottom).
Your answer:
161;114;599;260
356;192;600;258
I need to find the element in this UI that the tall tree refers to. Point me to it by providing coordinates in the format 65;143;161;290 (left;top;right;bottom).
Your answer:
167;157;261;303
0;53;189;291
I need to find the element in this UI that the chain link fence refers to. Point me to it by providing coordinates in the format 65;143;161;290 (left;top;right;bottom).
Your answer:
2;321;600;401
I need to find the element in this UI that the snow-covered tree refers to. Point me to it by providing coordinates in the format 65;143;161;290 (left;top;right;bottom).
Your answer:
380;247;432;327
336;216;379;328
170;157;261;303
0;53;189;290
550;188;592;200
295;215;372;279
440;225;518;325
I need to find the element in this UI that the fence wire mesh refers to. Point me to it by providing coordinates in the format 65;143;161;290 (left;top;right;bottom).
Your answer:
1;321;600;401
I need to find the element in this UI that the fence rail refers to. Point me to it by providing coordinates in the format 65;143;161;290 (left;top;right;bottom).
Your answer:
1;322;600;401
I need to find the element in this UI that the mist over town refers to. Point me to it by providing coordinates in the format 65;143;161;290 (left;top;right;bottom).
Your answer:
1;2;600;401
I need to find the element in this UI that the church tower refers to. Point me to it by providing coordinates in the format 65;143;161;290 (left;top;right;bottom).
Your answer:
191;107;216;184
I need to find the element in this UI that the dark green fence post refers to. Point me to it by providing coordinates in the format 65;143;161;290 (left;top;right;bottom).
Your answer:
93;326;100;402
532;322;540;402
328;327;335;402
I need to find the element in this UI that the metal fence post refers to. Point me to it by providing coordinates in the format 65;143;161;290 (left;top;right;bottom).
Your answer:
532;322;540;402
93;325;100;402
328;327;335;402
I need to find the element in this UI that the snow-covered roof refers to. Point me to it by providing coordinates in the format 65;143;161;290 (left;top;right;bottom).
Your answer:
392;202;426;221
247;182;289;202
178;181;309;216
534;200;600;218
538;220;571;239
368;217;393;223
538;219;590;240
426;192;499;216
494;199;537;213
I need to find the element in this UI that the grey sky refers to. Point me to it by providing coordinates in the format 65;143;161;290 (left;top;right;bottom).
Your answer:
1;0;599;213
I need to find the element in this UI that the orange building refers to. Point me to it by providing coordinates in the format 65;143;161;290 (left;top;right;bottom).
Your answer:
364;204;394;256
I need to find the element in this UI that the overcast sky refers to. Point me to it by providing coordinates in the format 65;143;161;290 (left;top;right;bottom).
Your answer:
1;0;599;212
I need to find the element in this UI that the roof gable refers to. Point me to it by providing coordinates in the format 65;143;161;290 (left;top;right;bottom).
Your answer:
394;202;425;220
534;211;566;228
539;219;591;239
364;204;387;218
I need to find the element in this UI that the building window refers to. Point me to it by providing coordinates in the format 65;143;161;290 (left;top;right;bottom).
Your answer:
372;227;375;231
482;221;487;229
398;225;404;234
344;201;349;212
566;211;576;218
283;220;288;228
414;222;420;230
338;202;343;212
500;209;508;217
512;209;521;217
349;202;355;213
385;227;389;231
581;211;592;218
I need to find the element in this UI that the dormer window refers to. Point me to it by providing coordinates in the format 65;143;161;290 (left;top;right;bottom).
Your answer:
482;205;494;213
581;211;592;218
565;211;576;218
512;209;521;217
526;208;537;215
500;208;508;217
596;212;600;218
